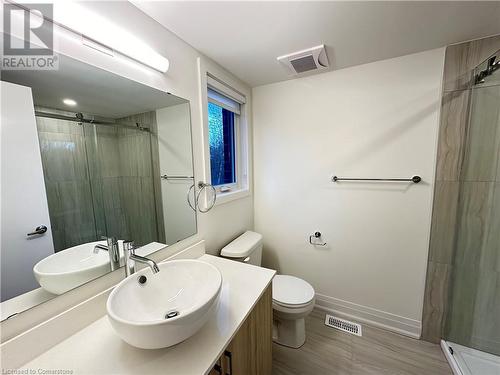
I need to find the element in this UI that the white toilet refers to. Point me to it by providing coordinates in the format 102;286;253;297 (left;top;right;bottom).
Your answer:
220;231;315;348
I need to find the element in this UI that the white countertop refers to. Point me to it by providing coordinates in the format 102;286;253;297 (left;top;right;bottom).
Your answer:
21;255;276;375
0;242;167;321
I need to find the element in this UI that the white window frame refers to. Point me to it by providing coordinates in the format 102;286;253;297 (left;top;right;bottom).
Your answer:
197;57;252;206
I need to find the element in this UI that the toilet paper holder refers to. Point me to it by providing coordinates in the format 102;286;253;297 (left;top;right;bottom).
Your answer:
309;231;326;246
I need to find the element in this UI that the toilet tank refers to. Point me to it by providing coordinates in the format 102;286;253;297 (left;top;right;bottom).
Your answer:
220;231;263;266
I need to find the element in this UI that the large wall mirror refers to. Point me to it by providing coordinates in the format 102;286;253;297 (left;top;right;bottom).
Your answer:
1;54;197;320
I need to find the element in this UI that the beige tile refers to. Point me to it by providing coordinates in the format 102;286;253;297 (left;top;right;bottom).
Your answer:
96;132;121;178
443;42;473;92
118;176;158;246
470;271;500;355
462;86;500;182
454;182;495;268
497;143;500;182
38;132;89;182
422;262;453;344
436;90;470;181
88;178;107;239
428;181;460;263
480;183;500;273
36;115;84;135
149;117;166;244
445;264;479;346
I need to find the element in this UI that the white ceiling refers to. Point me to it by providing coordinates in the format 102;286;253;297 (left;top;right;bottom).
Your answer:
134;1;500;87
2;52;186;119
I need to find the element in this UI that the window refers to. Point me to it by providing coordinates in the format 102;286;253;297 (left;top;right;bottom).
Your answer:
208;102;236;186
207;82;244;190
203;72;249;202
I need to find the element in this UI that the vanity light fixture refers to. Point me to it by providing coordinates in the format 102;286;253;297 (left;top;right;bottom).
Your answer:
82;36;114;57
9;1;169;73
52;2;170;73
62;98;77;106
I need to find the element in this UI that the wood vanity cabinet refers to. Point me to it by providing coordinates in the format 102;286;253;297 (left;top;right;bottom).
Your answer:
209;285;272;375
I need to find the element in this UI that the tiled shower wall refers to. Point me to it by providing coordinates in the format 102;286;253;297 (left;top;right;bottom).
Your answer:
117;111;165;245
421;35;500;344
36;108;162;251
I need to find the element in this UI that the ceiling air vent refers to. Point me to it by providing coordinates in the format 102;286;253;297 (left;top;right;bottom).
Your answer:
277;45;329;75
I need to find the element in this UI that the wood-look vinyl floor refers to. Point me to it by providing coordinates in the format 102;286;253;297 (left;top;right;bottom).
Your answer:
273;309;453;375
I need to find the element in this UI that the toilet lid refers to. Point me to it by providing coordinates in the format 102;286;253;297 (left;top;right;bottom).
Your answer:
272;275;315;306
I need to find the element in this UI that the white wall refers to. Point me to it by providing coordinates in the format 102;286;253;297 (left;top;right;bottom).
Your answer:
46;2;253;254
253;48;445;337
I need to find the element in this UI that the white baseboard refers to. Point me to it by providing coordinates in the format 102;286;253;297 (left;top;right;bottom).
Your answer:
314;293;421;339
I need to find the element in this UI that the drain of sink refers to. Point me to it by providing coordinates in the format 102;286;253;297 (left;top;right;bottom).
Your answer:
137;275;147;285
165;310;179;319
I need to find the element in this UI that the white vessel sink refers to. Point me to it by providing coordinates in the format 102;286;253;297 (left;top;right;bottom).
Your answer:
33;240;110;295
106;259;222;349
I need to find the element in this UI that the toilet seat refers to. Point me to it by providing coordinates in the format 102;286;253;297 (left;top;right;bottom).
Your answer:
273;299;313;309
272;275;315;308
273;298;315;319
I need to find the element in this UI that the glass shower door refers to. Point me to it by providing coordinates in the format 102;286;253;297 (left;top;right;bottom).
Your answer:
36;114;100;252
38;114;161;252
84;120;160;247
445;51;500;357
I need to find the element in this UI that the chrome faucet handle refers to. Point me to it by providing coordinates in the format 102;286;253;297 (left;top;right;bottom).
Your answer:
94;236;110;253
123;240;135;253
123;240;136;277
93;243;107;254
102;236;117;245
123;240;143;254
97;236;120;270
123;240;159;276
130;253;160;274
109;237;120;268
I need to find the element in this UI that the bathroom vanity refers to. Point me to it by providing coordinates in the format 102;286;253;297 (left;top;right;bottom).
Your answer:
210;285;272;375
6;249;275;375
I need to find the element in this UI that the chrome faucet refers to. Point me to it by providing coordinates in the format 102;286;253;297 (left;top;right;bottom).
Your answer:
123;240;160;277
94;236;120;271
